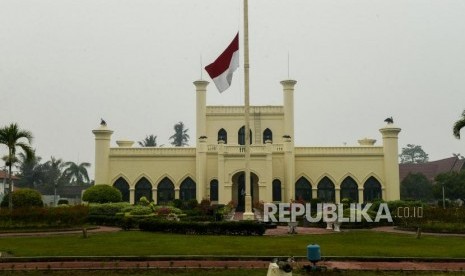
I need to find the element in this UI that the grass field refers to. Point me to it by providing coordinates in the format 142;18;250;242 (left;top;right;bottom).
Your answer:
0;231;464;258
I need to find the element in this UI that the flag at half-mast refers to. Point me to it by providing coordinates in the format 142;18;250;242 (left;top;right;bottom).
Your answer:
205;33;239;93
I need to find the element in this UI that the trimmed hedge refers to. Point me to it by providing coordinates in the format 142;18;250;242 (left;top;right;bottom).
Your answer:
87;202;131;225
0;205;89;230
139;219;266;236
0;188;43;208
82;185;122;203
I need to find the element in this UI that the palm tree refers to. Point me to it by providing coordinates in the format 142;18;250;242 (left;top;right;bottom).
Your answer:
63;161;91;185
138;135;157;147
169;122;190;147
0;123;33;210
16;151;43;189
453;109;465;139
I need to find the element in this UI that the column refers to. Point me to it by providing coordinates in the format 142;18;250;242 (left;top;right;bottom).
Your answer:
380;124;402;201
92;125;113;185
129;188;135;205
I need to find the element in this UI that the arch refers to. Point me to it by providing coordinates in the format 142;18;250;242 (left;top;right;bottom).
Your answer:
337;173;359;188
340;176;359;202
153;174;176;188
361;173;384;189
113;177;130;202
317;176;335;203
295;177;312;202
210;179;219;201
180;177;196;201
272;179;282;202
135;177;153;203
218;128;227;144
231;171;259;212
238;126;252;145
157;177;175;205
177;173;196;189
263;128;273;144
364;176;382;202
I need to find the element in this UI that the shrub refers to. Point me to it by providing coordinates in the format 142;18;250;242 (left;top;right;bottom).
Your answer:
139;219;265;236
87;202;131;225
82;185;122;203
129;205;153;216
138;196;150;206
58;199;69;205
1;189;43;208
0;205;89;229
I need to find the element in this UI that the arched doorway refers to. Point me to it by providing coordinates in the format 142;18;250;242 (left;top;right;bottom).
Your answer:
135;177;153;203
180;177;196;201
113;177;130;202
210;179;219;201
295;177;312;202
340;176;359;203
157;177;174;205
232;172;259;212
317;177;335;203
364;176;382;202
272;179;282;202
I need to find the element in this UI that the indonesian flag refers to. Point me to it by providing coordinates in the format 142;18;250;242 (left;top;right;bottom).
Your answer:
205;33;239;93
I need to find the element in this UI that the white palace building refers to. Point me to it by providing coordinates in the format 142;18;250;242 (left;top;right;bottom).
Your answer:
93;79;401;210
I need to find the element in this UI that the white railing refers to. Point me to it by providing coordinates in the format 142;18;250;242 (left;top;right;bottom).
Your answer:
206;105;284;115
295;146;384;156
207;144;284;154
110;147;196;157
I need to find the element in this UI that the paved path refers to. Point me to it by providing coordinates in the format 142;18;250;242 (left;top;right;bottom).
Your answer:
0;259;465;272
0;226;120;237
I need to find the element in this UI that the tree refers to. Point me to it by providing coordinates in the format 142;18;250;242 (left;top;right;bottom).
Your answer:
16;151;43;189
400;173;433;201
82;185;122;203
0;123;34;210
39;156;67;194
453;109;465;139
138;135;157;147
433;171;465;201
169;122;189;147
399;144;429;164
63;161;91;185
0;188;43;208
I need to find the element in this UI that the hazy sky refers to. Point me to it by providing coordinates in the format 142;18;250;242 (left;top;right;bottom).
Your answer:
1;0;464;178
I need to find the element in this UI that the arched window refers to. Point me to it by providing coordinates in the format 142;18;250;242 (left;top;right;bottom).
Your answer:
135;177;153;203
113;177;130;202
210;179;219;201
295;177;312;202
364;177;382;202
157;177;174;205
180;177;196;201
317;177;335;203
263;128;273;144
340;176;359;203
218;128;227;144
272;179;282;202
238;126;252;145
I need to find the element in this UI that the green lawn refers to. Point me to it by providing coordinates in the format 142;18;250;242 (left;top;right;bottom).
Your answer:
0;231;464;258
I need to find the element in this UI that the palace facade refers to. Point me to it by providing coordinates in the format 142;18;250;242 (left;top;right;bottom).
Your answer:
93;79;401;210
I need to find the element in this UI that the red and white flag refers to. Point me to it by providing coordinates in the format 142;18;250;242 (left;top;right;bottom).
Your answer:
205;33;239;93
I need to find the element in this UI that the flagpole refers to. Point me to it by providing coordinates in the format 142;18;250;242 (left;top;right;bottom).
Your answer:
243;0;254;220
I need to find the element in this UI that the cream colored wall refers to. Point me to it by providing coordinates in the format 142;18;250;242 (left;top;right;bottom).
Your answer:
109;157;196;189
206;106;285;145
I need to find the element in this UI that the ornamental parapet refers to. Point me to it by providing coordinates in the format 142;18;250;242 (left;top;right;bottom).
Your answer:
295;146;384;156
207;106;284;116
109;147;196;157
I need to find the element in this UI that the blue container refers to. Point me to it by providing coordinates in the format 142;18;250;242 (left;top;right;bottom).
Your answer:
307;244;321;262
